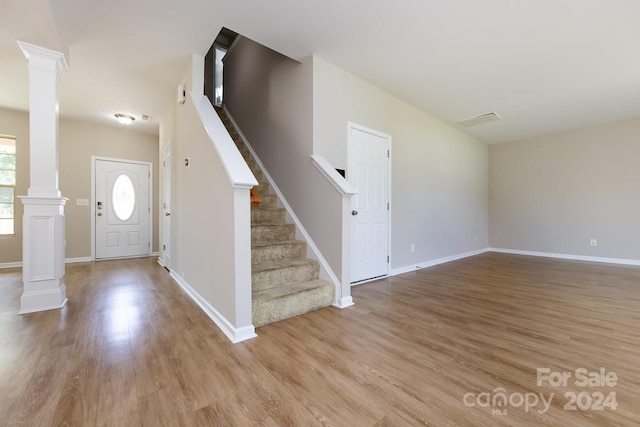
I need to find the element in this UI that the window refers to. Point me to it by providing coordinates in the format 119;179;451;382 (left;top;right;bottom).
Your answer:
112;174;136;221
0;136;16;235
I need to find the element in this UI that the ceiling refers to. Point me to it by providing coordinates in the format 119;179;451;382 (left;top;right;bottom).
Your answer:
2;0;640;143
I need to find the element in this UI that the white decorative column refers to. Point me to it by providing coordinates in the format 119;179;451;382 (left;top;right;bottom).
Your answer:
17;41;68;314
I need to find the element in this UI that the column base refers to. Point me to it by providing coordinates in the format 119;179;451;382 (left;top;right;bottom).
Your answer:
19;283;67;314
18;196;68;314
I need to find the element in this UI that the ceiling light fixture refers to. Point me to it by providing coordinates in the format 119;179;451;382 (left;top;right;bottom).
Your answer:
114;113;135;125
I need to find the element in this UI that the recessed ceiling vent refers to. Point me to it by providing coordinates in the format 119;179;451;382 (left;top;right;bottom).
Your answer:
456;112;502;127
141;115;151;121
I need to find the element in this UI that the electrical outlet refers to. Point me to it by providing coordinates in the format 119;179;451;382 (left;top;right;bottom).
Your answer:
410;243;415;253
590;239;597;247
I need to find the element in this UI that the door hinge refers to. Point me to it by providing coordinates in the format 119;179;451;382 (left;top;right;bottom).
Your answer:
387;255;390;263
163;244;166;250
163;161;166;167
148;242;150;248
387;150;390;158
387;202;390;210
149;172;151;178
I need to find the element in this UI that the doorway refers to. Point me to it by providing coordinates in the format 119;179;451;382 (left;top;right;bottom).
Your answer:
161;144;172;269
93;158;152;259
347;123;391;284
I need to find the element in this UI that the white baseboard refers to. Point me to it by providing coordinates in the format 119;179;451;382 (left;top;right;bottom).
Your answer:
156;257;165;267
0;257;93;269
391;248;490;276
151;251;160;257
169;270;257;343
65;257;92;264
0;261;22;269
489;248;640;266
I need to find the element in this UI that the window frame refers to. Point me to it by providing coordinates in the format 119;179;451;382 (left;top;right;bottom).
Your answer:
0;135;17;237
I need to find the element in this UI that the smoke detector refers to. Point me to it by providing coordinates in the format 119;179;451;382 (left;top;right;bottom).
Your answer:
456;112;502;127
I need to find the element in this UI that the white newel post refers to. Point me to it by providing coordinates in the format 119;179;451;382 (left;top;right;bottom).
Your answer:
17;41;69;314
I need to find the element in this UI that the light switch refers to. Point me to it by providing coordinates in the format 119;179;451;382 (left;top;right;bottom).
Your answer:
76;198;89;206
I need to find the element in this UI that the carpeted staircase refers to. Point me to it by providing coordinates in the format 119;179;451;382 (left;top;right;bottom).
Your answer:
216;108;334;327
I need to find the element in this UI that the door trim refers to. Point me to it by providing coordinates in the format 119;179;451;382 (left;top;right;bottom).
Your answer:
160;143;172;270
347;122;392;284
91;156;153;260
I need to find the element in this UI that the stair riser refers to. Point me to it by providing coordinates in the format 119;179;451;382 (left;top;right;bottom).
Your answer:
259;195;277;208
252;284;334;327
251;209;286;224
251;243;306;264
255;181;270;194
252;224;296;242
252;263;320;292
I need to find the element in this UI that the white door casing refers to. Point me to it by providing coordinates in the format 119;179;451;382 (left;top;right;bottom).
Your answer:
162;144;172;269
94;159;151;259
348;123;391;284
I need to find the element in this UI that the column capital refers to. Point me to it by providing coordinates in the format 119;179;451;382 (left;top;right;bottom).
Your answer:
19;196;68;206
17;41;68;71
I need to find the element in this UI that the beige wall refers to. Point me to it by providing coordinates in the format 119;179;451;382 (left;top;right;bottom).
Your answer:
171;56;254;331
490;116;640;260
0;106;159;263
60;119;160;258
313;57;489;269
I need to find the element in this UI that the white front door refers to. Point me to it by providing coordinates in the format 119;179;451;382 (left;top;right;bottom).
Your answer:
95;159;151;259
348;124;391;284
162;145;172;269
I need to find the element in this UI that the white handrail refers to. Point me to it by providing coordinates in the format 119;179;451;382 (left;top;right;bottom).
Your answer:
311;155;357;195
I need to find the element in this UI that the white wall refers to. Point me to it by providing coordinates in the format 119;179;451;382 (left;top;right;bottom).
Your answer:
313;57;489;271
490;116;640;261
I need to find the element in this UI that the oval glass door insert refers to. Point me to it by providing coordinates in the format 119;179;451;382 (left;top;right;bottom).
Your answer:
112;174;135;221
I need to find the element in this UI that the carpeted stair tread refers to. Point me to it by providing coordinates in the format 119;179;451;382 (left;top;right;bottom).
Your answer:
252;258;320;291
251;207;286;225
251;240;307;263
252;279;334;327
216;107;334;328
252;223;296;242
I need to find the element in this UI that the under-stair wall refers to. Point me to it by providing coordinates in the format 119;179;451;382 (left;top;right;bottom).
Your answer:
171;54;258;343
223;37;352;306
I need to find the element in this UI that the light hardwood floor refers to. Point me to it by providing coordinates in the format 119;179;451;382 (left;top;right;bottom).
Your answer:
1;253;640;426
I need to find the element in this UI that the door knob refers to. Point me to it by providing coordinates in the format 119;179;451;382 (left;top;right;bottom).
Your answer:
165;213;171;216
352;210;358;216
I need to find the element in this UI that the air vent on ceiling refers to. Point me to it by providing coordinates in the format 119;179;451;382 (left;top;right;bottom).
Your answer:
456;112;502;127
141;115;151;121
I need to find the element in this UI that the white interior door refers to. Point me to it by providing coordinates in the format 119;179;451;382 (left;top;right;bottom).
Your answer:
348;124;390;283
95;159;151;259
162;145;172;269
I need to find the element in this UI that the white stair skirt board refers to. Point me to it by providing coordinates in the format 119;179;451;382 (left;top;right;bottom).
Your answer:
170;270;257;344
489;248;640;267
223;107;351;309
391;248;490;276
